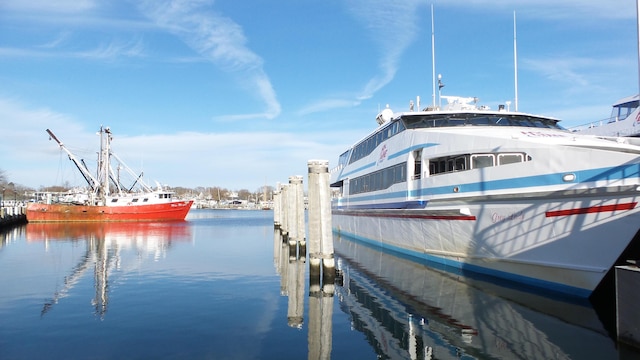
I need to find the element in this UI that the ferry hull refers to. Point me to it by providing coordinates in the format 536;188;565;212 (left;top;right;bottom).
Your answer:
26;200;193;222
332;193;640;298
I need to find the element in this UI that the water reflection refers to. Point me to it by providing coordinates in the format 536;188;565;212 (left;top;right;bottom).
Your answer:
274;227;336;359
25;222;192;319
333;233;620;359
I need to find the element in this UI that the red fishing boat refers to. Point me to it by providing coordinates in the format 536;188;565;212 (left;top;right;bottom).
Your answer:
26;127;193;222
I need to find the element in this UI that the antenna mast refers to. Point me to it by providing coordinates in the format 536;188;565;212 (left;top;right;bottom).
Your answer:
431;4;437;108
513;11;519;112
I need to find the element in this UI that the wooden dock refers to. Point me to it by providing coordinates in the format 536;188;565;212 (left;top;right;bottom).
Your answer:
0;205;27;230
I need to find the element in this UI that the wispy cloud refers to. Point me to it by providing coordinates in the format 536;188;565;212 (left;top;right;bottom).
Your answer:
523;56;633;95
79;38;146;60
346;0;426;99
0;38;145;61
300;0;428;115
0;0;98;14
297;99;361;116
431;0;635;20
138;0;281;120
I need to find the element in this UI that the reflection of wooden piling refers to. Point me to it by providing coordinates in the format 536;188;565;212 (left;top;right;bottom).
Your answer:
308;261;334;360
616;265;640;349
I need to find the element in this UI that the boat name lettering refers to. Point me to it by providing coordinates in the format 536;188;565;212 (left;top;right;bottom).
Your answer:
520;131;565;138
491;211;524;223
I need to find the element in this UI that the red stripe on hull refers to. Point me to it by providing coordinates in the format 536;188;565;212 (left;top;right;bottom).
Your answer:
336;211;476;221
26;200;193;222
545;202;637;217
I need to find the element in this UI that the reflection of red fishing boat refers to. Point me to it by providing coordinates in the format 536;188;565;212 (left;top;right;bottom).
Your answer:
26;127;193;222
26;221;192;242
27;221;192;319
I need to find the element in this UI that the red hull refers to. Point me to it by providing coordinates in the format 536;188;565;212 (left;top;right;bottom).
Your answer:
26;200;193;222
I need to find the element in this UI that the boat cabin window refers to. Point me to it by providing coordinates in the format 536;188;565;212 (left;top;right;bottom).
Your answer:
498;153;524;165
111;198;118;203
402;114;564;130
611;100;639;122
132;198;139;203
143;198;149;202
471;154;495;169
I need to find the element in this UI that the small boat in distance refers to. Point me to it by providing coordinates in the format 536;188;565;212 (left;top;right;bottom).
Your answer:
572;94;640;138
26;127;193;222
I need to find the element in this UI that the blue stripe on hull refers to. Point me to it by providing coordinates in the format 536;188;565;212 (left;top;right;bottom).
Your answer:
333;228;592;299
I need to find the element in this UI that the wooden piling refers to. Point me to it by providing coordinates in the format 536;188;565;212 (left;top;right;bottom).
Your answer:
307;160;333;263
280;184;289;238
288;175;305;244
273;182;281;228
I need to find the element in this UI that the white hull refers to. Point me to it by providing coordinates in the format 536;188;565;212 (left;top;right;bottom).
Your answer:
333;190;640;297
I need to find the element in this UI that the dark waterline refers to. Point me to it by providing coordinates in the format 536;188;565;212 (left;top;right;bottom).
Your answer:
0;209;637;359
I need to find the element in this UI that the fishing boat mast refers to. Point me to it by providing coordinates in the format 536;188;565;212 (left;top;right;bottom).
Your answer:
46;128;101;193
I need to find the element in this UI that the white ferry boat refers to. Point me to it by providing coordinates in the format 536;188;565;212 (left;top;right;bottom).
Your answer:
573;94;640;138
329;95;640;298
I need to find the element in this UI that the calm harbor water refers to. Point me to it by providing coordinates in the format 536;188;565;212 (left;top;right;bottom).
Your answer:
0;209;636;359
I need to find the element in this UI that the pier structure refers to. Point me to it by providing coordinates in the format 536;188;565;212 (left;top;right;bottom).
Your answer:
0;205;27;230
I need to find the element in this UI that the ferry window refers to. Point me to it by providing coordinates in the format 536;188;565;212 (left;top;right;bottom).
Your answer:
447;159;455;171
338;150;351;167
429;162;436;176
495;117;512;126
447;118;467;126
498;153;524;165
413;150;422;179
455;156;467;170
469;116;492;125
471;154;495;169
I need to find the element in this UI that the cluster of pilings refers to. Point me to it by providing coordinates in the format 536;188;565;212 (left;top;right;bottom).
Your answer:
273;160;335;284
273;159;335;357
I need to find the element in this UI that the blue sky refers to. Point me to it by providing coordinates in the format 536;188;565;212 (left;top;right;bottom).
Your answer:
0;0;637;192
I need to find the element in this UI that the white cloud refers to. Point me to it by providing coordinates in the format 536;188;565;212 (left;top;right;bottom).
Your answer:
0;0;97;14
299;0;428;115
139;0;281;120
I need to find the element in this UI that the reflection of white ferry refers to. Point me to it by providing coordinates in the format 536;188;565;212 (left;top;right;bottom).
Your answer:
330;95;640;298
572;95;640;138
333;235;618;359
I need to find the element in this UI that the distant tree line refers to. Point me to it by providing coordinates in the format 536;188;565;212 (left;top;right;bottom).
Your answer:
0;168;276;203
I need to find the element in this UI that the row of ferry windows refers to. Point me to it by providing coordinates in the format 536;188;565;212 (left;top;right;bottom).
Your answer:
349;152;530;195
349;163;407;195
347;114;560;166
349;121;405;164
428;152;530;176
